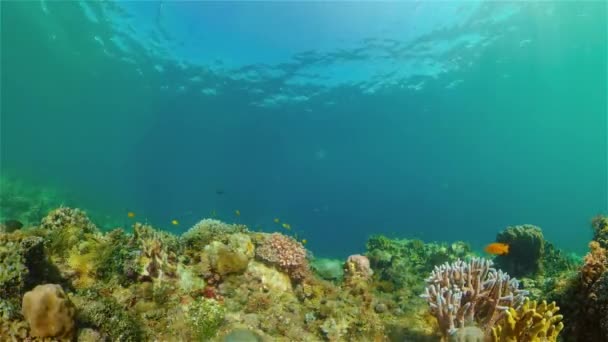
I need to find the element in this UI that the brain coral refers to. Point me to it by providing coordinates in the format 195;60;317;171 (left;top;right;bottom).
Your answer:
21;284;76;338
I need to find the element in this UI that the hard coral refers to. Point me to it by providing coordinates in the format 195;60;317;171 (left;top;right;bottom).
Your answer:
490;298;563;342
182;218;247;251
40;206;98;233
21;284;76;339
256;233;310;282
420;258;528;339
581;240;607;287
188;298;226;340
494;224;545;278
344;254;373;281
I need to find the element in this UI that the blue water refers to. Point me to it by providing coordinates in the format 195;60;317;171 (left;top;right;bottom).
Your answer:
1;1;606;258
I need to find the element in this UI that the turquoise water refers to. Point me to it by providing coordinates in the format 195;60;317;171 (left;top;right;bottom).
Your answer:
1;1;606;258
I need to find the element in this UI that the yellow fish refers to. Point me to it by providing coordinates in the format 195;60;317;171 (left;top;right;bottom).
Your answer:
171;219;179;225
274;218;280;223
301;239;307;245
127;212;136;218
282;223;291;230
235;210;241;216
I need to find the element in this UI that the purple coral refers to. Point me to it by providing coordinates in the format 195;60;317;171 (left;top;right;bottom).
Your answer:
420;257;528;337
256;233;309;281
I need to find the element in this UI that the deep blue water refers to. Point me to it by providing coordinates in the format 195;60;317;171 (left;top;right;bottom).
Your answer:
1;1;606;258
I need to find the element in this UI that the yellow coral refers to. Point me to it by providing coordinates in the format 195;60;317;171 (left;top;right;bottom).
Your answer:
491;298;563;342
67;246;97;288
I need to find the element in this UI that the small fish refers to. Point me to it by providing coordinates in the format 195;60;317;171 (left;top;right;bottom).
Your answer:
2;219;23;233
301;239;307;245
216;189;224;195
127;212;136;218
171;219;179;225
235;210;240;216
484;242;509;255
211;210;217;217
273;218;280;223
282;223;291;230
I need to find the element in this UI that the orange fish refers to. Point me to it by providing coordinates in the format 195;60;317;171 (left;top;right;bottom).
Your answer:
484;242;509;255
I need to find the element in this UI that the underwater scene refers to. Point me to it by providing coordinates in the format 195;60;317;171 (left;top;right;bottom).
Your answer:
0;1;607;341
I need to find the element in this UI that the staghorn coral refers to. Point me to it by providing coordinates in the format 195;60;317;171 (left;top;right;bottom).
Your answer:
494;224;545;278
420;257;528;339
490;298;563;342
256;233;310;283
21;283;76;339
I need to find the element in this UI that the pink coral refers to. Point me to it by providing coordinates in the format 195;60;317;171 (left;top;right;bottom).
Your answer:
256;233;309;281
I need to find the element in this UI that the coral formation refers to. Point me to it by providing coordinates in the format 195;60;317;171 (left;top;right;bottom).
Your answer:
553;217;608;341
188;298;226;340
490;298;563;342
21;283;76;338
420;257;528;339
494;224;545;277
256;233;310;282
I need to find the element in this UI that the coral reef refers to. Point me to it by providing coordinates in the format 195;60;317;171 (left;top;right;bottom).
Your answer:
21;283;76;338
420;257;528;339
0;192;586;341
494;224;545;278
